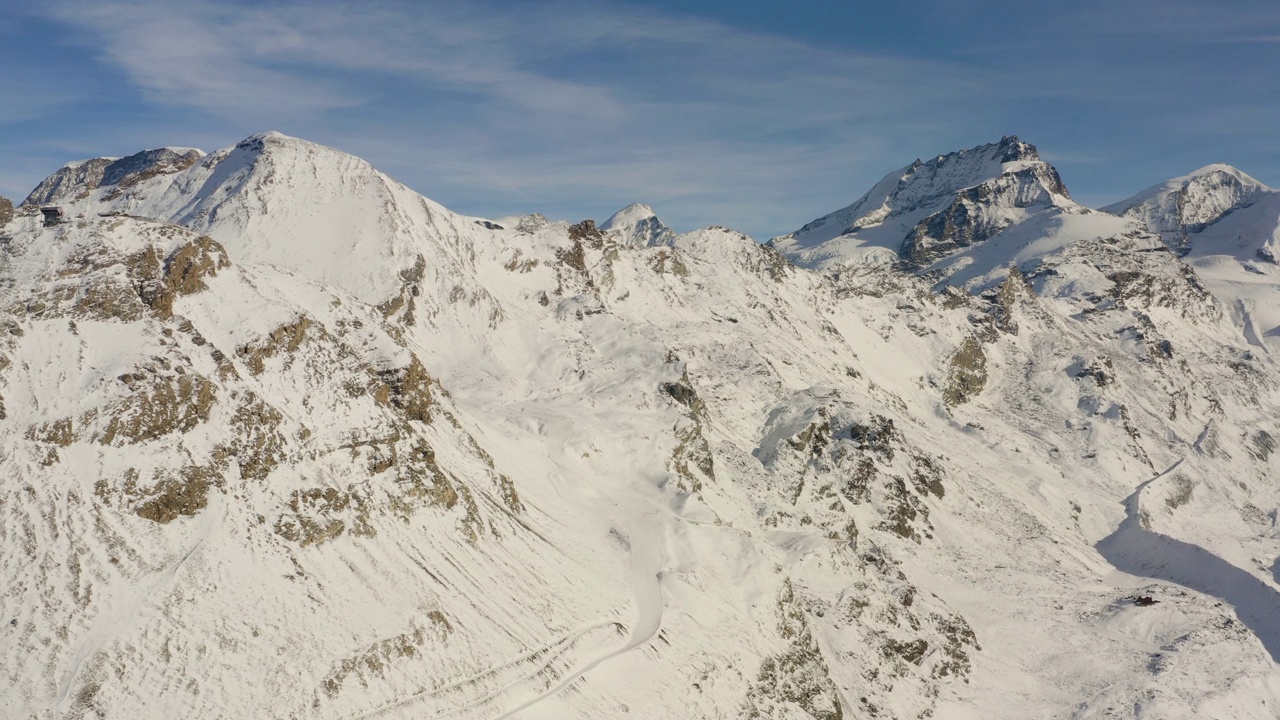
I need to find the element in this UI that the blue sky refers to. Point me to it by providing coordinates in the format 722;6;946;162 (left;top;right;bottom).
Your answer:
4;0;1279;239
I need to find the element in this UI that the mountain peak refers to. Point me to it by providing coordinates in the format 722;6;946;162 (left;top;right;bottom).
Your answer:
241;130;291;145
603;202;657;225
601;202;675;247
23;147;205;207
1186;162;1251;178
231;130;329;157
992;134;1040;163
770;136;1072;270
1105;162;1276;257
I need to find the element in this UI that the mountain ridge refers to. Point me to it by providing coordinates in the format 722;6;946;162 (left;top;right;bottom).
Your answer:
3;132;1280;719
766;136;1075;270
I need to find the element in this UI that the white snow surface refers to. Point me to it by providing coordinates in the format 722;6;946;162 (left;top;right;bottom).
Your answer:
769;136;1074;271
599;203;676;248
3;133;1280;720
1107;165;1280;349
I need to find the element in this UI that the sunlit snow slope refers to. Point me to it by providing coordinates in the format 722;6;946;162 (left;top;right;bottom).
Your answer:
1106;166;1280;350
3;133;1280;720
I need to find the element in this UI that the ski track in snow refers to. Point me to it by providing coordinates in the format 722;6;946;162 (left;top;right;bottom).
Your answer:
340;522;665;720
491;527;664;719
342;401;669;720
489;407;668;718
339;620;622;720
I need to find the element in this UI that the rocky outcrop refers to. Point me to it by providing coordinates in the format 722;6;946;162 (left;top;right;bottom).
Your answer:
899;164;1068;268
745;580;845;720
101;148;202;194
22;158;114;206
237;316;315;375
662;368;715;492
372;355;434;425
943;336;987;407
97;373;218;445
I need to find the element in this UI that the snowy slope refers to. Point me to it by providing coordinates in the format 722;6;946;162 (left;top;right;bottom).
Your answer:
1106;166;1280;350
3;133;1280;720
599;203;676;248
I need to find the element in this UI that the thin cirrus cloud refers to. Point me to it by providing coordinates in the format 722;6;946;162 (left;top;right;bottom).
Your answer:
31;0;1015;237
21;0;1278;238
41;1;361;116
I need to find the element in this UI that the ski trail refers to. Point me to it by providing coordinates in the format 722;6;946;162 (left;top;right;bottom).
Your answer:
341;621;623;720
492;524;664;720
349;526;663;720
442;398;668;718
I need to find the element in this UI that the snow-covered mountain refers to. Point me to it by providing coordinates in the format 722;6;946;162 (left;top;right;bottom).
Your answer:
3;133;1280;720
1104;164;1273;257
599;202;676;248
1105;166;1280;350
768;136;1079;273
24;148;205;208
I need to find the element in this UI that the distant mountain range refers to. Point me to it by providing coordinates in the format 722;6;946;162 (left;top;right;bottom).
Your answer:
3;132;1280;719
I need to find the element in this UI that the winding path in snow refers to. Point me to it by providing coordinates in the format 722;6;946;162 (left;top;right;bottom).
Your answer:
350;524;664;720
342;619;624;720
1095;425;1280;662
346;401;669;720
492;522;665;719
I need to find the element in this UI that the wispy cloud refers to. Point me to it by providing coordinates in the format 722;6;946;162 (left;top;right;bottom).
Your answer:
30;0;1023;236
42;1;361;116
20;0;1280;238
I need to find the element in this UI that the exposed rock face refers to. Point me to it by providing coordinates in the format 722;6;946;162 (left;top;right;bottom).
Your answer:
943;336;987;407
101;148;203;190
23;148;203;207
135;235;232;320
98;373;218;445
0;196;13;227
237;315;315;375
769;136;1076;276
372;354;434;425
661;365;715;492
900;164;1069;268
132;467;218;524
22;157;114;206
746;580;845;720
